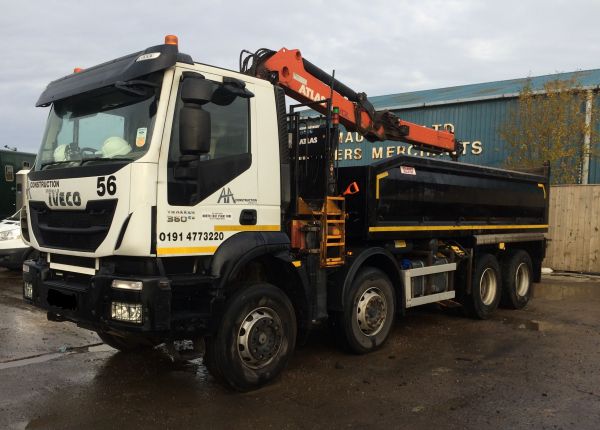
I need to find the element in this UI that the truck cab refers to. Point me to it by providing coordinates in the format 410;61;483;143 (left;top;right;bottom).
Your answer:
23;38;296;382
26;39;282;261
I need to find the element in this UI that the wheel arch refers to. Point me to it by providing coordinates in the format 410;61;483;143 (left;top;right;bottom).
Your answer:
210;231;291;285
328;247;403;314
210;231;311;338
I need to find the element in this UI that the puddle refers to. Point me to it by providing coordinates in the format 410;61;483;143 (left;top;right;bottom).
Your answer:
534;281;600;300
431;366;452;376
0;340;210;381
501;316;552;332
516;320;543;331
0;342;105;371
0;352;71;370
87;343;115;353
170;357;210;381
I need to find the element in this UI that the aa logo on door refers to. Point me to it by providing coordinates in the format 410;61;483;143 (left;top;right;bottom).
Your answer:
217;187;236;204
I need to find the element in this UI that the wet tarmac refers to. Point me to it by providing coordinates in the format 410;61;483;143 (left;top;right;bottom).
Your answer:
1;268;599;429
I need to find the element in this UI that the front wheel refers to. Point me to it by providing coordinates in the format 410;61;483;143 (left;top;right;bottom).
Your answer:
204;283;297;391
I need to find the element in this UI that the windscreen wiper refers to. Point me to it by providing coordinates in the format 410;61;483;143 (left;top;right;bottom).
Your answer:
40;160;78;170
80;157;132;166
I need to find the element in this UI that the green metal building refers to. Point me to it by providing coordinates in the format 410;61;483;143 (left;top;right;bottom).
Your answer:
328;69;600;183
0;149;36;218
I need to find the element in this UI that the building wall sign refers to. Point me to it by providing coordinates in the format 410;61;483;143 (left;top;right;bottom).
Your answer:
332;123;483;163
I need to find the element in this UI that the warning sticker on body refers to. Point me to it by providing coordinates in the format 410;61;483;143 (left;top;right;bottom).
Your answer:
400;166;416;175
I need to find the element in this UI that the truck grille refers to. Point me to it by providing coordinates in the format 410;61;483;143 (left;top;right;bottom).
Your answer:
29;199;118;252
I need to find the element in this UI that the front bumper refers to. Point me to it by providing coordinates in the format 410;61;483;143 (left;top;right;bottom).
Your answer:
22;259;172;334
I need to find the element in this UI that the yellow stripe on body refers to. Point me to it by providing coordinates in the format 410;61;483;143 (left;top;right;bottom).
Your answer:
375;171;389;200
157;226;280;255
369;224;549;233
214;225;280;232
157;246;218;256
538;183;547;199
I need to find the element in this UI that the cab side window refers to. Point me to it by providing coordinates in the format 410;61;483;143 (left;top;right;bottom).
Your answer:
168;78;251;206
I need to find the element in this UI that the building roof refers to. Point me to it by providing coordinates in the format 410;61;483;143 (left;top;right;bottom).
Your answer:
369;68;600;110
0;149;36;157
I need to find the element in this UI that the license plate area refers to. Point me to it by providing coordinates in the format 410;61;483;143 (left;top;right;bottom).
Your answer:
47;288;77;310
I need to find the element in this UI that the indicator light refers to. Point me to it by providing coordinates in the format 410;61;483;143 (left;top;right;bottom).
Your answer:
112;280;143;291
73;67;83;73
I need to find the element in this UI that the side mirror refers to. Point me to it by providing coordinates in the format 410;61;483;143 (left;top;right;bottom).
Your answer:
180;74;214;104
212;77;255;106
179;75;213;155
179;104;211;155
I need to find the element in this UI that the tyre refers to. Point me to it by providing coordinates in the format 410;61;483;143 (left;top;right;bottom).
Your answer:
333;267;396;354
96;330;156;352
501;250;533;309
465;254;501;319
204;283;297;391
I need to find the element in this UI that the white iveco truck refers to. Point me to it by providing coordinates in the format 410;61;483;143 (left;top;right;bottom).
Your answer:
22;36;548;391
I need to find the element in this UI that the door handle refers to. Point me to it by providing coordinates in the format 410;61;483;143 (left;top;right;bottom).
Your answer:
239;209;257;225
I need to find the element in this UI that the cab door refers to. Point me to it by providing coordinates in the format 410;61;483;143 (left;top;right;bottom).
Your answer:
156;68;260;257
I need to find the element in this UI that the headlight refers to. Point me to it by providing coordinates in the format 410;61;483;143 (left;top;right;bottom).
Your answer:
111;302;143;324
0;229;20;241
111;280;143;291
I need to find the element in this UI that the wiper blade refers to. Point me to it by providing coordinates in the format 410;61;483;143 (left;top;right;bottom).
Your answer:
40;160;78;170
80;157;131;166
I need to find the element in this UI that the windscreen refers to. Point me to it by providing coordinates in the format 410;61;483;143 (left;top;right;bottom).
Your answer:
34;73;162;170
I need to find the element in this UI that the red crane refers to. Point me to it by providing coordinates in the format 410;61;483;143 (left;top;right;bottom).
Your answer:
241;47;457;154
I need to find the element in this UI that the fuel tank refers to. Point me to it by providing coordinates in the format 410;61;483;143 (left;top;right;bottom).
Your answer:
337;155;549;241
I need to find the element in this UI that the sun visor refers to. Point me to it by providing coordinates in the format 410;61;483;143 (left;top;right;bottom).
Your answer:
36;44;192;107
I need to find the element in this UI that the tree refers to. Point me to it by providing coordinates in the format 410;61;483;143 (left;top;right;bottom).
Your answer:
500;77;596;184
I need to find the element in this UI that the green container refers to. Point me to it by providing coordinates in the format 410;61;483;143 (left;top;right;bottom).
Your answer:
0;150;36;218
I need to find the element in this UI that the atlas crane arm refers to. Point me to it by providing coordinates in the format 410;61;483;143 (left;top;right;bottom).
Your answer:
241;48;457;154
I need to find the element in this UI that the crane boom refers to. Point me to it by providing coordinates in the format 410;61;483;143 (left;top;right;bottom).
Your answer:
241;47;457;154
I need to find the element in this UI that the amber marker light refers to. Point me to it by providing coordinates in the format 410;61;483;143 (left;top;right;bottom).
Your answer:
164;35;178;46
73;67;83;73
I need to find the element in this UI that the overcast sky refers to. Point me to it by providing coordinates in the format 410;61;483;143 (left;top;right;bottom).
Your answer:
2;0;600;153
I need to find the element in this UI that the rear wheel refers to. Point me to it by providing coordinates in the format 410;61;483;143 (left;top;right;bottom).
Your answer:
96;330;156;352
333;267;396;354
465;254;501;319
204;283;296;391
501;250;533;309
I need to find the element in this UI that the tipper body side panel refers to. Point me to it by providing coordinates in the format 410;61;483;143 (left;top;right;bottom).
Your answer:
338;155;549;242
